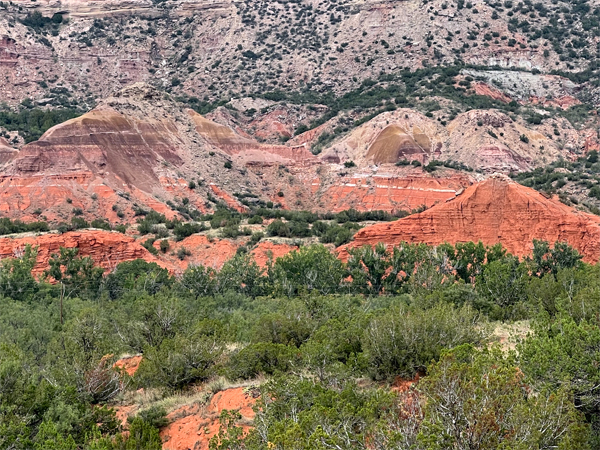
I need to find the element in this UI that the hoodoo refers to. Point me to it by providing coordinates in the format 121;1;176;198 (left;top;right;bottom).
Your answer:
342;174;600;262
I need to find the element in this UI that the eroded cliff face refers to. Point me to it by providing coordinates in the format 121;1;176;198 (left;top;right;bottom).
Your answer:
0;229;168;275
341;174;600;263
312;169;472;213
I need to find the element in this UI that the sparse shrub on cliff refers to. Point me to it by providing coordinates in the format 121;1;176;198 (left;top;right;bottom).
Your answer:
220;224;241;239
90;219;111;231
173;222;205;241
159;240;170;253
20;11;64;33
266;219;292;238
177;247;192;260
142;238;158;256
247;215;263;225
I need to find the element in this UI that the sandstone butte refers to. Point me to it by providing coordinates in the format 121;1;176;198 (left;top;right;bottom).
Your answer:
340;174;600;263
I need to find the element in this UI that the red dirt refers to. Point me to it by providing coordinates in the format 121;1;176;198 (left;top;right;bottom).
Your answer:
391;374;420;393
340;174;600;263
160;387;256;450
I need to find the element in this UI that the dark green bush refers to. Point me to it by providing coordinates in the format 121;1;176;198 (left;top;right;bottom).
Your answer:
227;343;298;380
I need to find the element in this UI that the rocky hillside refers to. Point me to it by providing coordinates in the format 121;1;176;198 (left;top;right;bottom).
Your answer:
4;78;600;225
2;0;600;106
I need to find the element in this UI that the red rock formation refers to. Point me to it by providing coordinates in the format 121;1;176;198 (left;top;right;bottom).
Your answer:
209;184;247;212
0;36;18;67
0;137;17;165
161;235;239;271
529;95;581;110
341;174;600;262
0;230;169;275
160;387;256;450
156;235;296;271
113;355;143;376
317;174;471;212
366;125;433;164
5;106;183;191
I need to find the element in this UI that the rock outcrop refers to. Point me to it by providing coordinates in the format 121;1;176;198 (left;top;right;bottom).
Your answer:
0;229;168;275
341;175;600;262
0;84;320;221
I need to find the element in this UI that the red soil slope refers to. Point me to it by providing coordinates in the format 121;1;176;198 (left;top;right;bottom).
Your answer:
158;236;297;271
341;174;600;262
161;387;256;450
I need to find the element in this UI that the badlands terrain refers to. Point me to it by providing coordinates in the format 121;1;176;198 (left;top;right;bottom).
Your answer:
3;0;600;449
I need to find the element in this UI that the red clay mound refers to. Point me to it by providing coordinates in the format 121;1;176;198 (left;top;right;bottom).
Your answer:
341;174;600;262
0;230;170;275
161;387;256;450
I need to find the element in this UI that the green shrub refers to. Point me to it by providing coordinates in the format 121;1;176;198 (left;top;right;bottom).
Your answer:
227;343;298;380
173;223;204;241
137;334;223;389
363;302;488;380
247;215;264;225
159;240;170;253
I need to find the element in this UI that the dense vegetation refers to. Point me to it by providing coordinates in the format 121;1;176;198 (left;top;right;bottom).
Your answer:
0;107;82;143
1;238;600;448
